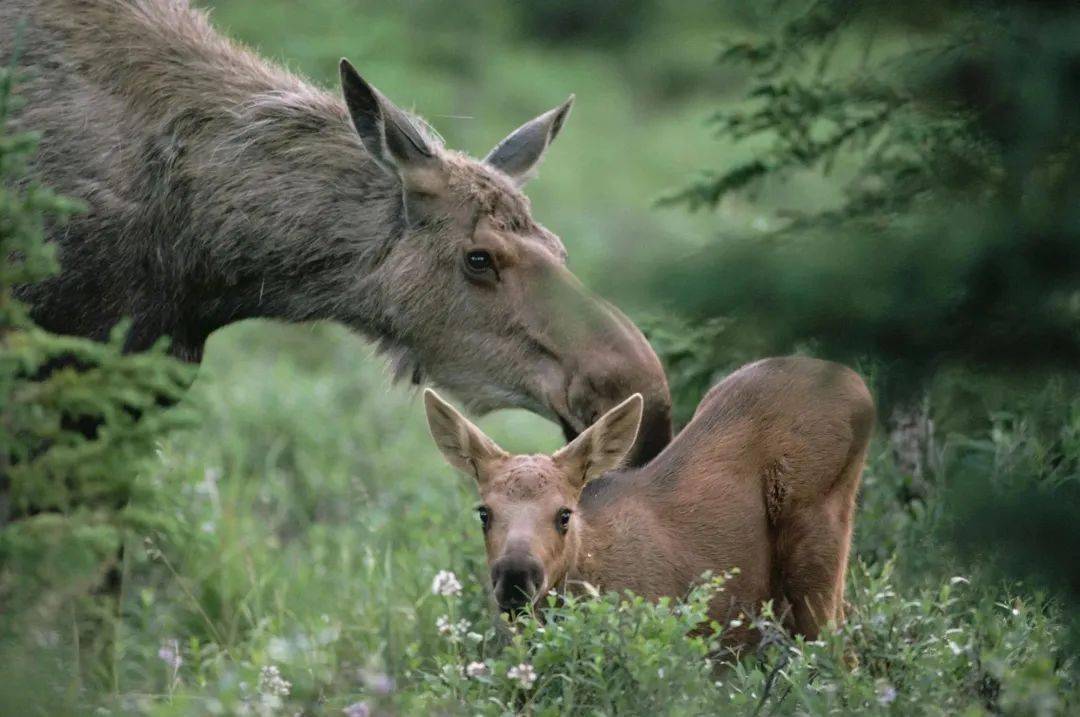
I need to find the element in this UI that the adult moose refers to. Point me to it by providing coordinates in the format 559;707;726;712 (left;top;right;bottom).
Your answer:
0;0;672;465
425;357;875;643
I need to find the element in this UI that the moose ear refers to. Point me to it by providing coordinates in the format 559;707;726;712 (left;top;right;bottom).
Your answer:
424;389;508;483
553;393;643;488
340;58;440;181
484;95;574;185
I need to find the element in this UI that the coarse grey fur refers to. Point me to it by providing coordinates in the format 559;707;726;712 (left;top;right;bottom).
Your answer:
1;0;673;463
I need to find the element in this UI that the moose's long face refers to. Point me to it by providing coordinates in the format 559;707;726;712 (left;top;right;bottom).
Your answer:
423;389;643;614
340;60;671;466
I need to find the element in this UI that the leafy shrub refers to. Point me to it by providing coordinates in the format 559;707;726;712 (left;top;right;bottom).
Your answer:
414;576;726;716
398;562;1074;716
0;54;193;705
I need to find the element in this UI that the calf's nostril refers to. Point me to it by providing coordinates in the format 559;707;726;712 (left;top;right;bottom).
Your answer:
491;558;545;609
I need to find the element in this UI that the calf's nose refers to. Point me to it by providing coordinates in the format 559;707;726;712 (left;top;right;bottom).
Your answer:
491;556;545;612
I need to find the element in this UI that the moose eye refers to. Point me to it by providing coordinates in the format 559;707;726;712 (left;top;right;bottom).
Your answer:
465;250;495;275
477;506;491;532
556;508;573;534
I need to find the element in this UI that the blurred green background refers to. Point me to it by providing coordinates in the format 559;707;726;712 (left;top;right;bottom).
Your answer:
2;1;1078;714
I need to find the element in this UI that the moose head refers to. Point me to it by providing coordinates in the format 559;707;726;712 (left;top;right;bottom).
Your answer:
423;388;642;612
339;60;670;465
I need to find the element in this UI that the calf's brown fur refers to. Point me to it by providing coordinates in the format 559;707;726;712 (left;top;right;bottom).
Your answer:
425;356;875;642
1;0;672;464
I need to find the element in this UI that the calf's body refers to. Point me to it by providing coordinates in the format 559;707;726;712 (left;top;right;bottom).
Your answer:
573;356;875;638
426;356;874;642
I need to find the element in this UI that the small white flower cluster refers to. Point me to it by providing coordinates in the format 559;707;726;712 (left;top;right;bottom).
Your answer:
507;663;537;689
465;661;489;678
431;570;462;597
436;614;471;639
157;638;182;671
258;665;292;698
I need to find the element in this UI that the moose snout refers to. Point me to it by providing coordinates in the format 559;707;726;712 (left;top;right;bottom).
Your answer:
491;555;545;613
566;369;672;467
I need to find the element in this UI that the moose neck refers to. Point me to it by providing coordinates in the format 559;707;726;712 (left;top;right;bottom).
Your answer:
15;0;409;361
127;93;407;360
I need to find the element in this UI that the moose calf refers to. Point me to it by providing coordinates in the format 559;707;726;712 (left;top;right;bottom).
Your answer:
424;356;874;643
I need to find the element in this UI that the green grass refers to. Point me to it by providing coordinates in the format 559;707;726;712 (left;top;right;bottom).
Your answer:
15;319;1055;716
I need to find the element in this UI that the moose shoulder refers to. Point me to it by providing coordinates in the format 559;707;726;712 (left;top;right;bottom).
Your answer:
425;356;875;644
1;0;672;465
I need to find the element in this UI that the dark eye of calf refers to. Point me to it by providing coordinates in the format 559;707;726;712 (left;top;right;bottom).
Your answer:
556;508;573;534
477;505;491;532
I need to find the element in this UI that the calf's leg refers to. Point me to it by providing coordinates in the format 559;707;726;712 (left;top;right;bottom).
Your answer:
775;447;865;638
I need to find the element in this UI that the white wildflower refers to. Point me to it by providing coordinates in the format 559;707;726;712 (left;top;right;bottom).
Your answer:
466;631;484;643
157;638;182;671
342;702;370;717
258;665;291;698
466;661;489;678
507;662;537;689
948;640;964;656
431;570;462;597
949;576;969;585
435;615;470;639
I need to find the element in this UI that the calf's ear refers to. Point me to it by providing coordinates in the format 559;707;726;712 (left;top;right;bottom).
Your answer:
340;58;444;193
553;393;643;488
424;389;508;484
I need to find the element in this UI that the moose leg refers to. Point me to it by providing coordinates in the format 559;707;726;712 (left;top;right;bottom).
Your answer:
776;450;864;638
777;507;845;638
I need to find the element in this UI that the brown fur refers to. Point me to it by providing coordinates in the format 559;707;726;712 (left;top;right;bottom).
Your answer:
426;356;875;643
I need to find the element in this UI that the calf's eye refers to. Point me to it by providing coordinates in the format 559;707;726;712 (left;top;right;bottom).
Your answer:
477;506;491;532
556;508;573;534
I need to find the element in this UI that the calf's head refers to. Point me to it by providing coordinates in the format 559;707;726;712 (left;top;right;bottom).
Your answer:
340;60;670;465
424;388;643;614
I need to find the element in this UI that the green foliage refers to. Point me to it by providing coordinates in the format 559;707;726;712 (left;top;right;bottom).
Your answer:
733;561;1074;716
645;0;1080;652
510;0;655;48
652;0;1080;386
0;56;194;692
415;578;724;716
